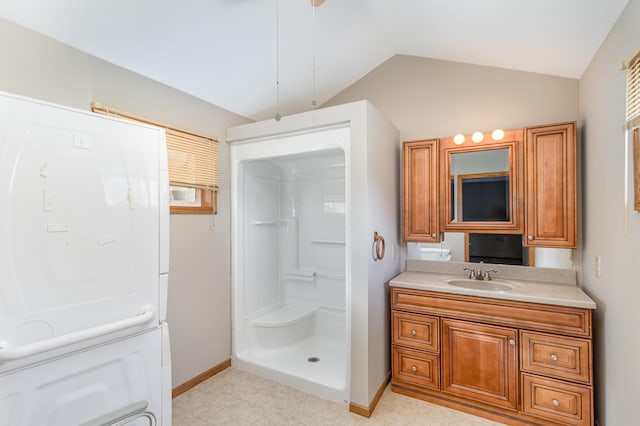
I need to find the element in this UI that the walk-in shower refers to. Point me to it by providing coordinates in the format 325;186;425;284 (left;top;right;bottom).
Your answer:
231;127;350;402
229;101;401;411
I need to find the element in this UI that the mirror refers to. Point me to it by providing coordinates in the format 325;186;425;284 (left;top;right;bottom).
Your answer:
407;235;577;269
451;149;510;222
440;129;524;233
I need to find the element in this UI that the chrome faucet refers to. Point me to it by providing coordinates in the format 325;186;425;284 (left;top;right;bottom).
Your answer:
463;267;498;281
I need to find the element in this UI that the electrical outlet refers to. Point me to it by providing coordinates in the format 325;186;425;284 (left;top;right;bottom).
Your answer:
595;256;601;278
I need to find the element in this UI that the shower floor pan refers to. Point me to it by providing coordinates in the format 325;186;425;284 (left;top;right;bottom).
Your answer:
236;335;347;399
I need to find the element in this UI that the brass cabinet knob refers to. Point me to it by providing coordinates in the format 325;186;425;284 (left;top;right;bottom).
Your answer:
411;365;417;372
411;329;417;336
509;339;516;346
550;354;558;361
527;235;533;241
552;399;560;407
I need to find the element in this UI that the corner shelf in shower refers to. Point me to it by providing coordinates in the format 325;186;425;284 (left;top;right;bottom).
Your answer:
283;270;345;282
250;220;279;226
311;239;345;245
284;270;316;282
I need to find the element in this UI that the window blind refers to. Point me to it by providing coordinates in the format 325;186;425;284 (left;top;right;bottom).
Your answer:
625;50;640;129
91;103;219;190
166;128;218;190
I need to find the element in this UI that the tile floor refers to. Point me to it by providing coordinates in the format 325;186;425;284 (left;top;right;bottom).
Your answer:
172;368;506;425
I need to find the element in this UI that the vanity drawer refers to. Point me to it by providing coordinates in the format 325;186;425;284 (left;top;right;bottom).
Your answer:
392;347;440;391
521;373;592;426
521;331;591;384
392;312;439;353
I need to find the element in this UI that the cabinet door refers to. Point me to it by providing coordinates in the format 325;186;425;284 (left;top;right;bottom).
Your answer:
442;319;518;410
524;122;576;248
402;139;439;242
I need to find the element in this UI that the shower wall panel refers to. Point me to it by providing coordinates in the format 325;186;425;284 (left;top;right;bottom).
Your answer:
243;161;280;316
282;153;346;310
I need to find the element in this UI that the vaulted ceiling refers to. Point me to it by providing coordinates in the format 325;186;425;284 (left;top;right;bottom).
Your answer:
0;0;630;121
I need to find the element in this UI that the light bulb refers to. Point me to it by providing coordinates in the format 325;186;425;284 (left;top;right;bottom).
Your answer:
453;134;465;145
492;129;505;141
472;132;484;143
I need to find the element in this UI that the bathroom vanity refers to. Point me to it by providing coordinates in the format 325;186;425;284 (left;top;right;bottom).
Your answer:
390;260;596;426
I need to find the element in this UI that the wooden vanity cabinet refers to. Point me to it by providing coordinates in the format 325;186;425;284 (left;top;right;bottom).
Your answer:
391;287;593;426
524;122;577;248
402;139;439;242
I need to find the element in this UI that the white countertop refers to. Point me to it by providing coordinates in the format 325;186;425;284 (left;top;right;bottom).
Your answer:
390;270;597;309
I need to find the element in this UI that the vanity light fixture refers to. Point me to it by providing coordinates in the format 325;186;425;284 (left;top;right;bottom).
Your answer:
492;129;505;141
453;134;465;145
471;132;484;143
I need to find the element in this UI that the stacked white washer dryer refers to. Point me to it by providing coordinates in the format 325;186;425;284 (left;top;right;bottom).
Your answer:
0;92;171;425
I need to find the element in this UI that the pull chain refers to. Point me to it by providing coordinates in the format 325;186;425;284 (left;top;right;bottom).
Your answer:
275;0;281;121
311;1;317;108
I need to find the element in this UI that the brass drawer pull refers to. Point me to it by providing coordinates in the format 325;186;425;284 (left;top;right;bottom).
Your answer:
550;354;558;361
552;399;560;407
411;329;417;336
411;365;417;372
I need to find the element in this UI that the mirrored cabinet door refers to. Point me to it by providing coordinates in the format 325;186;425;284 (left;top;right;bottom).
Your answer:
439;129;524;234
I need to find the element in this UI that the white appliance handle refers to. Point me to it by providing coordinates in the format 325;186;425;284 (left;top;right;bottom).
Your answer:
0;308;154;362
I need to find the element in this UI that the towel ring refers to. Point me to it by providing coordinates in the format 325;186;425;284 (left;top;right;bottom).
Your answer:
373;231;385;261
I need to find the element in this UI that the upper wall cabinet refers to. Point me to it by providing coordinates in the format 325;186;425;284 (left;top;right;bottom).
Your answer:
439;129;524;234
403;139;439;242
524;122;577;248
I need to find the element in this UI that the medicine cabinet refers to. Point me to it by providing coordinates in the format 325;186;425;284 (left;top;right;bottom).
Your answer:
402;122;577;249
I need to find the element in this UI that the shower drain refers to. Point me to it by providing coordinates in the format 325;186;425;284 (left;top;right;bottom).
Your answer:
307;356;320;363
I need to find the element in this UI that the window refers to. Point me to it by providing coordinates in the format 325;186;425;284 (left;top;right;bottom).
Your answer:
169;185;216;214
624;49;640;211
91;103;218;214
625;49;640;129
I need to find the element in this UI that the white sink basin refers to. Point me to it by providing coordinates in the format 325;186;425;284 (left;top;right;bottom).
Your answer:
447;279;513;292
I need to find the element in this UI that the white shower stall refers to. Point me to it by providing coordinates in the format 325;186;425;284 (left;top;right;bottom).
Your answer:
228;101;401;409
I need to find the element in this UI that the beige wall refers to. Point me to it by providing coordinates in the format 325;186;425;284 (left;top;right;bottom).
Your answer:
580;0;640;424
0;17;250;387
325;55;579;141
